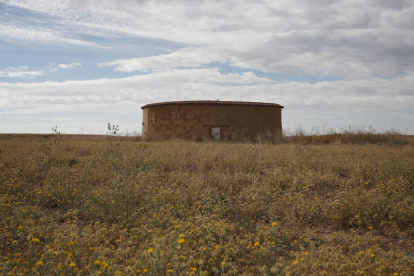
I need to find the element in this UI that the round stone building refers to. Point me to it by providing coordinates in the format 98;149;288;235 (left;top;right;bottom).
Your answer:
141;100;284;142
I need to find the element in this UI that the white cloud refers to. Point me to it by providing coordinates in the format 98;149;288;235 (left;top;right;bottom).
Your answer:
98;47;227;72
49;62;82;72
0;66;43;79
5;0;407;79
0;23;100;47
58;62;81;70
126;68;272;84
0;69;412;116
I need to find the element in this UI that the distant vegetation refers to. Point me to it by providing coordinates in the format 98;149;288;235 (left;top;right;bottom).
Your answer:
0;132;413;275
283;126;412;145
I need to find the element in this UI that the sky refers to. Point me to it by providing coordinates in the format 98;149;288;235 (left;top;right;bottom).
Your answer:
0;0;413;135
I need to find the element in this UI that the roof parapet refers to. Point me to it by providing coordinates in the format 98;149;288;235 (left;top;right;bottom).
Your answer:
141;100;284;109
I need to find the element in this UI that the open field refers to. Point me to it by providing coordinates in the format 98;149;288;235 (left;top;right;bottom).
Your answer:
1;135;414;275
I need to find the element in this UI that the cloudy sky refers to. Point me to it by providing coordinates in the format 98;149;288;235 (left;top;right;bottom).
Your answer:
1;0;413;135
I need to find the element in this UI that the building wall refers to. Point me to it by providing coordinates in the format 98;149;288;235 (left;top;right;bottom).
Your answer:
142;104;282;141
142;107;149;138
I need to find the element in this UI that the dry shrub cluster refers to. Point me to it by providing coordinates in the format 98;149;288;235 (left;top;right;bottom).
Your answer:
0;134;413;275
283;126;413;145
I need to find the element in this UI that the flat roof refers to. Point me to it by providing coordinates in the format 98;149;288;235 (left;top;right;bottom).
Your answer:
141;100;284;109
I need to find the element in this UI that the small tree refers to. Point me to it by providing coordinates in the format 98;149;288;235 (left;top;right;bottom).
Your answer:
108;123;119;135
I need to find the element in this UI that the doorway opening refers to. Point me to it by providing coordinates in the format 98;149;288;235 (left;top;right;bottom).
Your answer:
210;127;221;141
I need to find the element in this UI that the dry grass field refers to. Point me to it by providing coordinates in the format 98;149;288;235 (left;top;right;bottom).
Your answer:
1;134;414;275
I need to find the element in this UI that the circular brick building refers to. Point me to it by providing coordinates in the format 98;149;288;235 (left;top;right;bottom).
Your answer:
141;100;284;141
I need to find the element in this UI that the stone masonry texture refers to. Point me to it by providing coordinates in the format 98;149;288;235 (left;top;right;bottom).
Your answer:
141;101;283;142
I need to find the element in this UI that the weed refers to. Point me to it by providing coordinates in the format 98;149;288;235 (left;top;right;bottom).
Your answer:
0;136;413;275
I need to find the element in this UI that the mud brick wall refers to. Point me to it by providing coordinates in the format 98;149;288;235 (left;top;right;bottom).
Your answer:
142;103;283;142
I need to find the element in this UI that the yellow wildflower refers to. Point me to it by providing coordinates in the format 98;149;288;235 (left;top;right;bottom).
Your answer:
31;238;40;243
